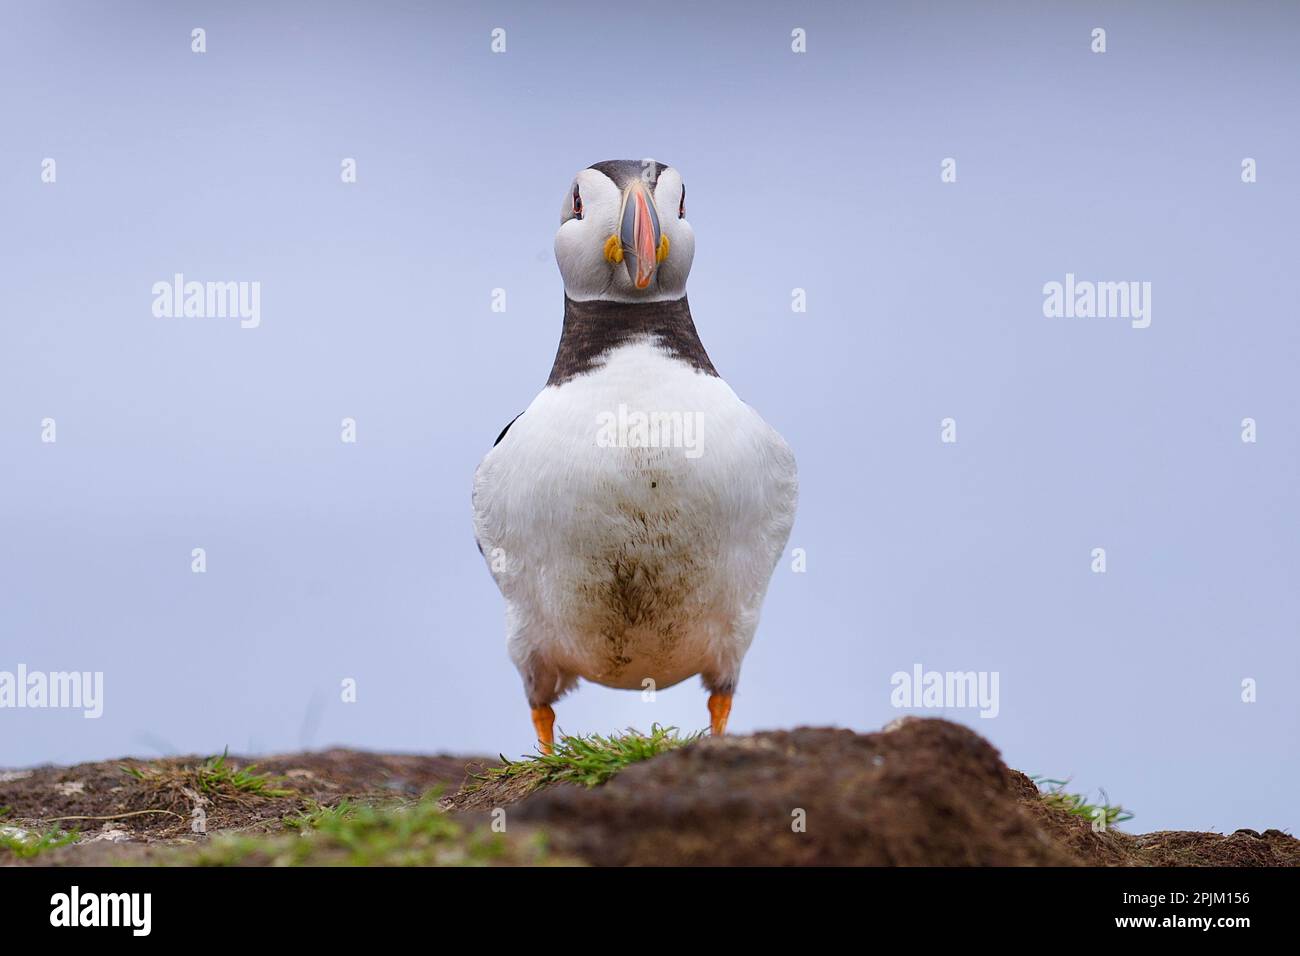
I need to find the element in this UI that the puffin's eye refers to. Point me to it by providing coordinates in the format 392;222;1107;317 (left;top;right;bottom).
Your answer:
678;184;685;219
572;184;583;220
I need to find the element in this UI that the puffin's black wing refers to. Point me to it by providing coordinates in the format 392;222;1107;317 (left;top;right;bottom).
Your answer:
494;413;522;447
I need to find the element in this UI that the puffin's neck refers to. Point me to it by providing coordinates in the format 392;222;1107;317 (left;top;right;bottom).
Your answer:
546;295;718;387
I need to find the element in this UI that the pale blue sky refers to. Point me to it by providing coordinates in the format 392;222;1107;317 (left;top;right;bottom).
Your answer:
1;0;1297;833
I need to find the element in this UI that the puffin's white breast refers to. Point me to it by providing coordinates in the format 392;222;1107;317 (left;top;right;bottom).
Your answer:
473;340;797;691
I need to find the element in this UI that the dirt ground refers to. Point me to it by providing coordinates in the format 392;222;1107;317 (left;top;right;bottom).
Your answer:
3;718;1295;866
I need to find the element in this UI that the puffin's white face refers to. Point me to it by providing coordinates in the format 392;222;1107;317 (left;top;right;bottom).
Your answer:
555;162;695;303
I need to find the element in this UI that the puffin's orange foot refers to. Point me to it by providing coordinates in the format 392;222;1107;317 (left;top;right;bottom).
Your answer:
531;705;555;755
707;692;732;736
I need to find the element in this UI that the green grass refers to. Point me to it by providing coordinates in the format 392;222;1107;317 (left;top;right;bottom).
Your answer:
190;726;703;866
477;724;703;791
122;748;294;798
282;799;359;831
1032;776;1134;828
0;824;78;860
0;804;77;860
180;793;560;866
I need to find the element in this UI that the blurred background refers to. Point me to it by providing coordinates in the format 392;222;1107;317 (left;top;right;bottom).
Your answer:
1;0;1296;833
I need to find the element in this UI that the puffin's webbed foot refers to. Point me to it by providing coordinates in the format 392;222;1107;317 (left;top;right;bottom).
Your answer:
530;704;555;755
707;692;732;736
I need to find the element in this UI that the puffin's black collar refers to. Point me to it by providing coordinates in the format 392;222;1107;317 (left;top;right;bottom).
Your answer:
546;295;718;387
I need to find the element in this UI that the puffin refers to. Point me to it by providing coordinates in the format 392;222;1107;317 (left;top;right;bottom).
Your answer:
472;160;798;752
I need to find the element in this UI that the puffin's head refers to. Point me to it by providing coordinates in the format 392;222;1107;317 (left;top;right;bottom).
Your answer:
555;160;694;303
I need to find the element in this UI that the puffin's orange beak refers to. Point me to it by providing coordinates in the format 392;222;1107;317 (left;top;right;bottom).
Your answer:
619;181;662;289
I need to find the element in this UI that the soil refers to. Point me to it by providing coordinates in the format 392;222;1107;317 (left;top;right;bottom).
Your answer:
3;718;1295;866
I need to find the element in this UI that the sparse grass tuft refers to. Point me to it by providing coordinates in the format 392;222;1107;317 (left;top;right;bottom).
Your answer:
192;749;294;797
0;824;78;860
282;799;358;831
179;793;564;867
1032;776;1133;828
123;748;294;800
477;724;703;792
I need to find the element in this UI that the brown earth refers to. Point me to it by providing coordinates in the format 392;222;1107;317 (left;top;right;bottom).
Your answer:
3;718;1295;866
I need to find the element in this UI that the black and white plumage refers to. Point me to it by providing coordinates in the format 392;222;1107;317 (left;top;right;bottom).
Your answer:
472;161;798;746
